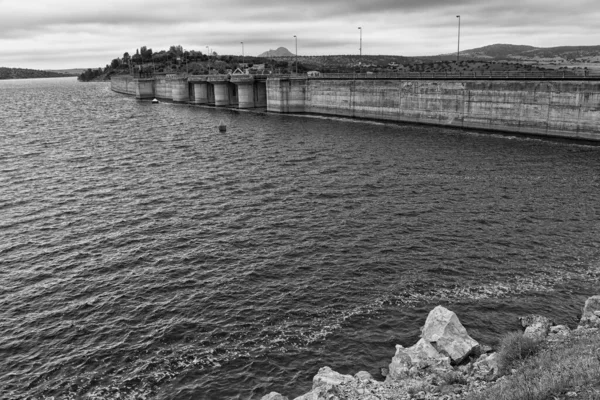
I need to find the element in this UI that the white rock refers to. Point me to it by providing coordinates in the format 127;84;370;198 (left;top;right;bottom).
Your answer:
354;370;373;381
312;366;353;390
387;338;451;381
261;392;289;400
580;295;600;327
519;315;553;339
421;305;480;364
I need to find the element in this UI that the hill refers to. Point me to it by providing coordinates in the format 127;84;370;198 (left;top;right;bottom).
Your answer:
0;67;75;80
258;47;295;57
46;68;87;75
429;43;600;62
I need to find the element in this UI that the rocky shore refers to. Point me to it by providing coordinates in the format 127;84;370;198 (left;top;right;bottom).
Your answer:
261;296;600;400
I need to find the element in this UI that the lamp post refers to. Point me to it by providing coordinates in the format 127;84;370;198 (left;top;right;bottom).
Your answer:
206;46;210;74
241;41;244;71
358;27;362;57
294;35;298;74
456;15;461;63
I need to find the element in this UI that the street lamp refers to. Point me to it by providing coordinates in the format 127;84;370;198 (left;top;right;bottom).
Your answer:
456;15;461;63
358;27;362;57
206;46;210;74
241;41;244;71
294;35;298;74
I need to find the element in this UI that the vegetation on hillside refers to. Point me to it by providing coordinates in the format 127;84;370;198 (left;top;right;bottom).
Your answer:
83;42;600;82
0;67;74;80
466;329;600;400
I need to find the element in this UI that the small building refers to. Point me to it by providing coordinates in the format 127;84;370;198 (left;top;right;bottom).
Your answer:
250;64;266;72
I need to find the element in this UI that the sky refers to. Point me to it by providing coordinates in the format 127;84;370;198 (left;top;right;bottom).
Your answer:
1;0;599;70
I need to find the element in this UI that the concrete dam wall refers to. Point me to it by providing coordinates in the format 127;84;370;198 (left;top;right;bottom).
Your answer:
111;75;600;141
267;78;600;141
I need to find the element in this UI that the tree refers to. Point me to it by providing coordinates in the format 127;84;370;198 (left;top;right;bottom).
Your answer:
111;58;121;69
140;46;152;60
123;52;130;65
169;45;183;58
131;49;142;64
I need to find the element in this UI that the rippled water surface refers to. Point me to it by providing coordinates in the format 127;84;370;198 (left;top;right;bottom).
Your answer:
1;77;599;399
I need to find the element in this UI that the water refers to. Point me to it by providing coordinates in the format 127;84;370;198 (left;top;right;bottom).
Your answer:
1;77;599;400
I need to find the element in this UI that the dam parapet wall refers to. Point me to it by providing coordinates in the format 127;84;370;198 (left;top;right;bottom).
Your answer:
267;77;600;141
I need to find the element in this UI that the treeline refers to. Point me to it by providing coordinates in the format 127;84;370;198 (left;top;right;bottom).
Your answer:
0;67;71;80
103;44;308;75
77;68;106;82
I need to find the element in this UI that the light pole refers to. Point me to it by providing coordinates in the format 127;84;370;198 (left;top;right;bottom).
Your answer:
206;46;210;73
241;41;244;71
358;27;362;57
456;15;461;63
294;35;298;74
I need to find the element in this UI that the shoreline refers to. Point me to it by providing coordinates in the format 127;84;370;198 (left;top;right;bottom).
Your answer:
261;296;600;400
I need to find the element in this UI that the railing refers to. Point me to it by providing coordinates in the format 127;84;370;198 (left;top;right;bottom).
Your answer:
129;70;600;81
306;70;600;80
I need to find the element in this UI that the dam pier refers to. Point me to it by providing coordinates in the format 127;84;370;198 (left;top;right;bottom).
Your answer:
111;72;600;141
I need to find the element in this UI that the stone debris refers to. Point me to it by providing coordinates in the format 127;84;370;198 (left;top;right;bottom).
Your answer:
261;393;289;400
580;295;600;327
518;314;554;340
260;296;600;400
387;339;452;381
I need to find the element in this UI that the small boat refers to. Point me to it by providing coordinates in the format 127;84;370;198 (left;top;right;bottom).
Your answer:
218;120;226;132
152;98;159;104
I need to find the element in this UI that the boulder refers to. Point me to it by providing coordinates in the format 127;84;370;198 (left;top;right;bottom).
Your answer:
472;352;499;380
261;393;289;400
580;295;600;327
421;305;480;364
548;325;571;338
519;314;553;340
354;371;373;381
312;366;353;390
387;338;452;381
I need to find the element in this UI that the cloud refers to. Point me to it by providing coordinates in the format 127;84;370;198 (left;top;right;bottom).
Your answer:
0;0;599;69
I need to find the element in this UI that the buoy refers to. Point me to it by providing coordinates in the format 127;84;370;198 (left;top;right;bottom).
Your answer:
152;98;159;104
218;120;226;132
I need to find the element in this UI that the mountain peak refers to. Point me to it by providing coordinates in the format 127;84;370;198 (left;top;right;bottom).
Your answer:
258;47;295;57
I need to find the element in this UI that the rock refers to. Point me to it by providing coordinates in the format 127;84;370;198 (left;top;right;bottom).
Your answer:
580;295;600;327
480;344;493;354
549;325;571;337
421;305;480;364
261;393;289;400
354;371;372;381
387;338;452;381
292;391;319;400
312;366;353;390
519;315;553;339
472;352;499;380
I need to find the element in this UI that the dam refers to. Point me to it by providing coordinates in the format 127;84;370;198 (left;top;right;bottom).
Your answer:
111;73;600;141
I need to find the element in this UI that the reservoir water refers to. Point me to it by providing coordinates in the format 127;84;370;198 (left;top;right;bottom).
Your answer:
1;77;599;400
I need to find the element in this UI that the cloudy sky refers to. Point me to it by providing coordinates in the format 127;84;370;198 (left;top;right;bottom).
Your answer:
1;0;599;70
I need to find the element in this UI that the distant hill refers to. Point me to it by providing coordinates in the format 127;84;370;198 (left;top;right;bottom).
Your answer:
430;43;600;62
46;68;86;75
0;67;75;80
258;47;295;57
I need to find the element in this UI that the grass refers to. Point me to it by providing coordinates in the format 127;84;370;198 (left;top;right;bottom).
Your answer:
465;330;600;400
496;331;542;375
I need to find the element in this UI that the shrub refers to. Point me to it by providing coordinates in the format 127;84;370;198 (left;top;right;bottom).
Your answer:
439;370;468;385
497;332;541;375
